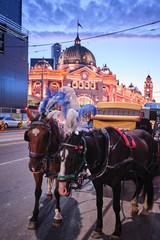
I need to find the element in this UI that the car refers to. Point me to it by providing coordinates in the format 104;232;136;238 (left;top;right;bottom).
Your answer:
0;116;21;129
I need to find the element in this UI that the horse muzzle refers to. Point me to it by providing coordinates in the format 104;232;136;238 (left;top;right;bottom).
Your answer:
58;182;70;196
28;161;43;173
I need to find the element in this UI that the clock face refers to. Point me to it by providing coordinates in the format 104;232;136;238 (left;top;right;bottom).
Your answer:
82;73;87;79
146;88;150;92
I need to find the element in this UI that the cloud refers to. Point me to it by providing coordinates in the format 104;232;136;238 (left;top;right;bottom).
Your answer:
22;0;160;43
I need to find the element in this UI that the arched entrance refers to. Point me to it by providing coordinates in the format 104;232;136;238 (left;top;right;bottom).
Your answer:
78;96;94;105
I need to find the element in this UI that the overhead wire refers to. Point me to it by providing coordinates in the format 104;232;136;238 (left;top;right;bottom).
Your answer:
5;20;160;50
29;20;160;48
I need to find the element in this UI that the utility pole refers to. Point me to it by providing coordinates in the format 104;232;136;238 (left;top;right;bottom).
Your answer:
41;67;44;101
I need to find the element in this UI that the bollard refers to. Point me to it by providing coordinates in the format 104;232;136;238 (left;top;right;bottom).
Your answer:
20;121;23;130
1;121;4;131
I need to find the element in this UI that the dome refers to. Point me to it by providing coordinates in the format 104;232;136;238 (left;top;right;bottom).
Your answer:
34;58;52;70
58;34;96;67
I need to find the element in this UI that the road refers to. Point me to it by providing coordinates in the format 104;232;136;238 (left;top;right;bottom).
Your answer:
0;130;160;240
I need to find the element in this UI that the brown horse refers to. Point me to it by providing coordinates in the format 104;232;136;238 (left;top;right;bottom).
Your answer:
24;108;64;229
57;127;159;239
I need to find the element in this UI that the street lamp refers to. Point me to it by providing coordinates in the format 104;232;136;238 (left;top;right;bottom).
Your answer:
41;66;44;101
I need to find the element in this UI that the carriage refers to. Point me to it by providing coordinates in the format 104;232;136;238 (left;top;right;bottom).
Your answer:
25;90;160;239
91;102;160;164
91;102;144;130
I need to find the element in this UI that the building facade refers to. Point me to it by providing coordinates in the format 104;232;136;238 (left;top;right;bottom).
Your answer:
0;3;28;110
28;34;154;107
0;0;22;25
31;58;54;69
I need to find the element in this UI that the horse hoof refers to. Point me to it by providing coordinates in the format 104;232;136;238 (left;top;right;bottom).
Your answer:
91;230;102;239
131;210;139;217
110;235;121;240
46;193;53;200
52;219;62;227
28;220;38;230
140;209;148;217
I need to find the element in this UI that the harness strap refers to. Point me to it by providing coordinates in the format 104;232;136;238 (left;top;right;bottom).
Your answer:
29;120;46;126
61;143;77;148
88;129;110;180
29;151;45;158
115;128;136;149
58;174;76;182
58;136;87;181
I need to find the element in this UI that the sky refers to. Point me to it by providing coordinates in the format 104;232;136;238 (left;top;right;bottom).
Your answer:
22;0;160;102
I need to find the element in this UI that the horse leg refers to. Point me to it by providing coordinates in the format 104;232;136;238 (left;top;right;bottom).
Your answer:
111;183;122;239
140;194;148;216
140;175;154;216
53;178;62;227
28;172;43;230
131;197;139;216
130;180;143;216
46;177;53;200
91;182;103;239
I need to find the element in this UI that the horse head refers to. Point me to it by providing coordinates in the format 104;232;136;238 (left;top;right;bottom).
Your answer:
58;131;86;196
24;108;60;173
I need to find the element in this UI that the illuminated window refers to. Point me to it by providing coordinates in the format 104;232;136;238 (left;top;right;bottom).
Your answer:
91;82;95;90
33;82;41;90
79;81;84;89
72;81;78;89
85;81;89;89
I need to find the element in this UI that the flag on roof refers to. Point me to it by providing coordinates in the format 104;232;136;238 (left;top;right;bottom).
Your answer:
78;21;83;28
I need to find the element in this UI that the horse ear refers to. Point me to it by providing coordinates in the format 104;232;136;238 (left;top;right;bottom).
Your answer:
26;108;34;121
44;114;50;122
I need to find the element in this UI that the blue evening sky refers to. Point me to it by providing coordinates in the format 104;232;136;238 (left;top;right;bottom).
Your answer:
22;0;160;102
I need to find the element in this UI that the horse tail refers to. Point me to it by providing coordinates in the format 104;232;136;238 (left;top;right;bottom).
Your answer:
148;138;159;177
143;176;154;210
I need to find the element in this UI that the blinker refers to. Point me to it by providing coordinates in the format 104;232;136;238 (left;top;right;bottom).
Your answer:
24;130;29;142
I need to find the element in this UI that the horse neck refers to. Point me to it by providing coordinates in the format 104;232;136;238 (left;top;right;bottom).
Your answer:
47;120;61;155
85;132;106;172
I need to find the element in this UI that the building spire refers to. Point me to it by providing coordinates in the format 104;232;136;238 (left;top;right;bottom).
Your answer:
75;33;81;46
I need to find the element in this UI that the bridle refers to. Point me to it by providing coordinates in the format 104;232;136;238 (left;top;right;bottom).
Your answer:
58;136;88;182
57;128;134;184
28;119;50;158
24;118;54;174
57;130;111;183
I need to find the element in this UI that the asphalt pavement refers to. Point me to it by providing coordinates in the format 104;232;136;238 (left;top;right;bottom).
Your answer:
0;130;160;240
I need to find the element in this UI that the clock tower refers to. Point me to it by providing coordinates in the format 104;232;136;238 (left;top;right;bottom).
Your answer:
144;75;153;100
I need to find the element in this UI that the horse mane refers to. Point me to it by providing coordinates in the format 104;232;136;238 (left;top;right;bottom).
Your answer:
83;128;102;138
47;117;64;154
